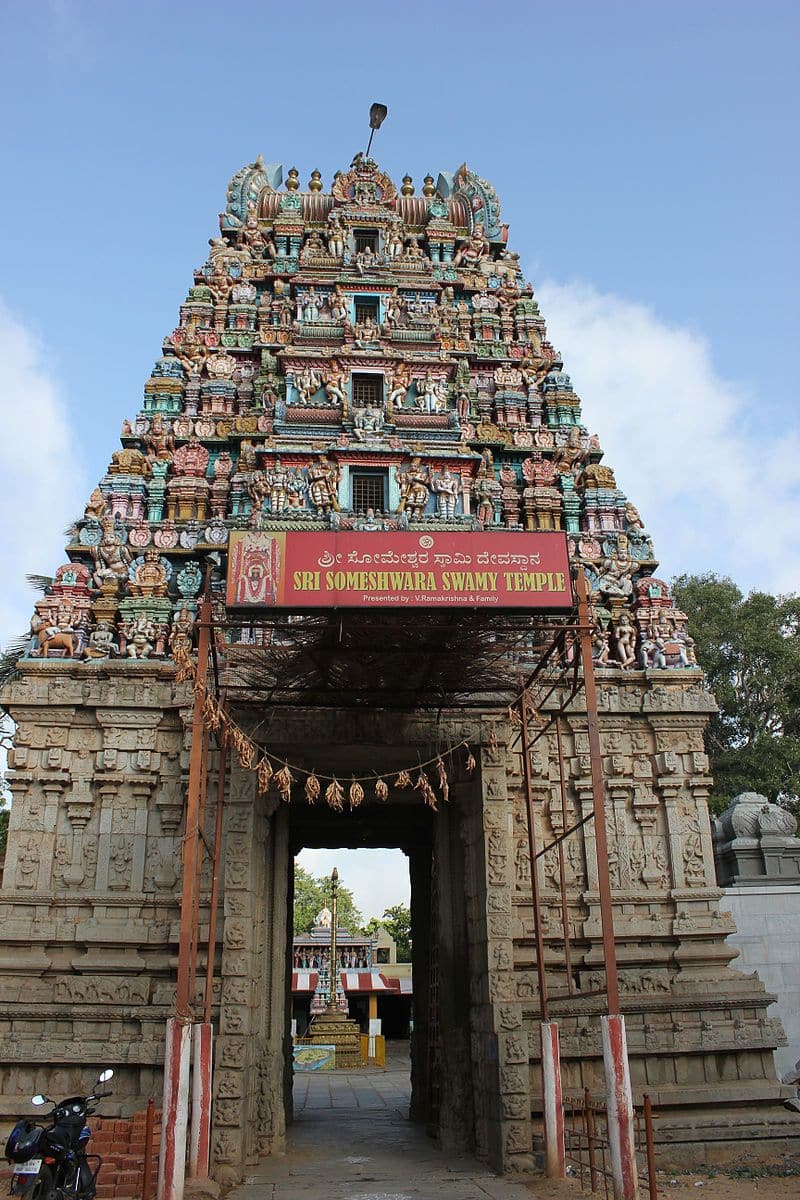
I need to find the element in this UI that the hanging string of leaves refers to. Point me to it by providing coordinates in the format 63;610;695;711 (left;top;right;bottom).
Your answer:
174;646;480;812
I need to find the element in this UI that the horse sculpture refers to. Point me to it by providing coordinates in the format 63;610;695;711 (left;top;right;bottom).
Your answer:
30;614;79;658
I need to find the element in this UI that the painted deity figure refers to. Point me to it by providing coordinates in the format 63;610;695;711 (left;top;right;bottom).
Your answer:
554;427;587;476
354;313;379;344
327;213;346;259
595;534;636;599
329;287;349;326
354;507;386;531
307;458;340;514
416;371;446;414
354;245;377;275
286;469;307;512
396;458;430;520
614;610;638;669
388;363;411;410
176;324;207;377
384;293;405;327
293;367;321;406
301;231;326;260
169;607;196;656
299;288;321;322
84;487;106;521
126;613;156;659
129;548;169;598
385;227;404;259
143;414;174;462
432;466;460;520
472;462;501;528
455;223;489;267
83;621;117;660
353;402;384;441
265;458;290;513
323;364;347;407
92;517;131;589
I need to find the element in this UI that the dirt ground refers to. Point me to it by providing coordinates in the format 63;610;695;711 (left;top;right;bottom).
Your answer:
533;1164;800;1200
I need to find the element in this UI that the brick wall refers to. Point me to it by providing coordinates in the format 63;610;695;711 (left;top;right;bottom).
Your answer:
90;1108;161;1200
1;1109;162;1200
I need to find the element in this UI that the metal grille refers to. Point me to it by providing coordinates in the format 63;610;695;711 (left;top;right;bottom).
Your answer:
352;374;382;406
355;299;379;324
352;473;385;512
354;230;378;252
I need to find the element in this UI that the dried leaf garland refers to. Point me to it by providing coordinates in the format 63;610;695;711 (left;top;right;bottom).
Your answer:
325;778;344;811
374;777;389;802
237;738;256;770
349;779;364;810
465;748;476;775
274;762;295;803
394;770;413;790
488;727;498;752
305;773;320;805
436;757;450;804
414;769;438;811
202;693;221;731
256;757;273;794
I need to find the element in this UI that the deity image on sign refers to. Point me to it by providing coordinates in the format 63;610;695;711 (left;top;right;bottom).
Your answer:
227;532;284;606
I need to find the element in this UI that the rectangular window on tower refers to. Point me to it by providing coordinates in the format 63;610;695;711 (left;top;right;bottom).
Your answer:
354;229;379;253
351;471;387;513
351;373;383;407
354;296;380;325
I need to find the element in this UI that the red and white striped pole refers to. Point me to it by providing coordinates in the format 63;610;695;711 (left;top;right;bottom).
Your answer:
602;1014;638;1200
157;1018;192;1200
189;1022;213;1178
540;1021;565;1178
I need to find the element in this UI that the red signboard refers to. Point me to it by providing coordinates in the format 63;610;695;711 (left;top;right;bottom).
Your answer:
227;530;573;610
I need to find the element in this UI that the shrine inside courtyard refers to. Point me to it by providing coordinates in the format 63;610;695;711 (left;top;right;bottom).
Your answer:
0;149;796;1197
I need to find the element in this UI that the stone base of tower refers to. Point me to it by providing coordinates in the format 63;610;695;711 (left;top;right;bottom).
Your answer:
0;662;798;1182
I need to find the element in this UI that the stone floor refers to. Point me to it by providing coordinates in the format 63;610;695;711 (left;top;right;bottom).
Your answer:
227;1048;539;1200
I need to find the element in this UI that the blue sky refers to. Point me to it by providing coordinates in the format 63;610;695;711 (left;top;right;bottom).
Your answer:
1;1;797;916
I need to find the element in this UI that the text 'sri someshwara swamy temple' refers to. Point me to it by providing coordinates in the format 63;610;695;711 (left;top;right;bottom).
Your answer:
1;144;797;1191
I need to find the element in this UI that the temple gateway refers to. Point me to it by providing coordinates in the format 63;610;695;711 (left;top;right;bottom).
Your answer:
1;151;796;1192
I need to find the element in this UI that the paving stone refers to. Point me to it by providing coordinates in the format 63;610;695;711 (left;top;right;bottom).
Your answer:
226;1068;534;1200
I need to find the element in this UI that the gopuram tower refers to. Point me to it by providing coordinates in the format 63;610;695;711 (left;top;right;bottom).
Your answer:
1;153;795;1184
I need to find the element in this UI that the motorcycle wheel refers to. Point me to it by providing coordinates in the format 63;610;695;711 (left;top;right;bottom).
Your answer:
29;1166;56;1200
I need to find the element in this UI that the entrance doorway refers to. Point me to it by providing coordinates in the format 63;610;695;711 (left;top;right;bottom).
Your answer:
215;705;518;1179
260;728;490;1152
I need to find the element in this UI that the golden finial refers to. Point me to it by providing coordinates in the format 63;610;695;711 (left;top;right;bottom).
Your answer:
422;174;435;197
286;167;300;192
309;169;322;192
401;174;414;196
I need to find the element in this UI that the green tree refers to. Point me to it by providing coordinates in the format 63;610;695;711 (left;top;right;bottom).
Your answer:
672;573;800;814
292;865;363;935
369;903;412;962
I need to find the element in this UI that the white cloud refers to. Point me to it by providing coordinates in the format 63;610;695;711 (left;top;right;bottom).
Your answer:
537;279;800;596
296;848;410;925
0;300;88;650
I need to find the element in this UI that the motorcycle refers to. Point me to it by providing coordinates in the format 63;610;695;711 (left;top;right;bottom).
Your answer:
5;1069;114;1200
